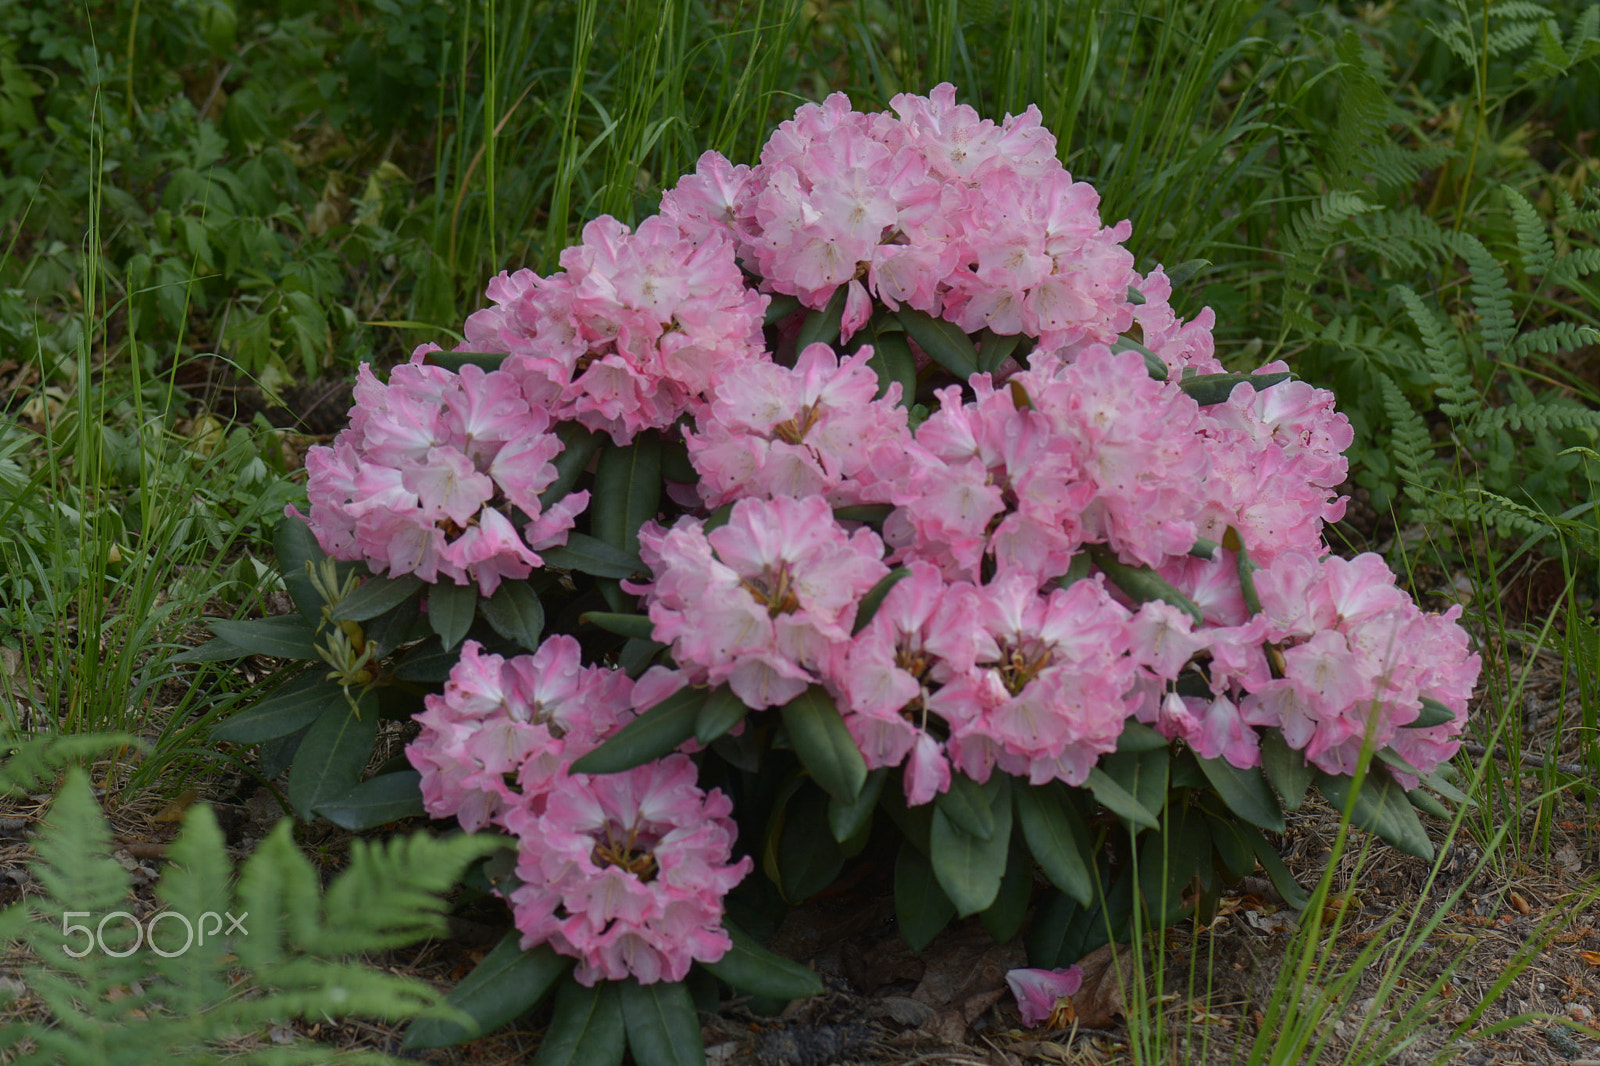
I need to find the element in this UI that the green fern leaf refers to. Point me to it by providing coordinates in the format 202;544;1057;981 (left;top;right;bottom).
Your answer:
0;731;135;797
1460;234;1518;361
1548;246;1600;288
1510;322;1600;359
1378;372;1438;503
1504;185;1556;276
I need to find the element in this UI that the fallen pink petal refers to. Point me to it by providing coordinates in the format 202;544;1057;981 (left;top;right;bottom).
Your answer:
1006;965;1085;1028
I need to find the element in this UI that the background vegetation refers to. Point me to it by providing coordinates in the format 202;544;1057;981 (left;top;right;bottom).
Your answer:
1;0;1598;1062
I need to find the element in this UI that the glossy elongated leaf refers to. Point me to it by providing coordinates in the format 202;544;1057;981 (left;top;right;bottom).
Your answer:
582;611;656;639
1317;767;1434;859
795;285;848;350
1241;825;1310;908
1179;371;1291;406
866;330;917;402
659;441;698;484
424;350;508;372
619;638;665;677
1408;789;1451;818
979;842;1033;943
482;581;544;651
880;779;933;854
1205;813;1257;880
930;775;1012;916
539;422;602;509
1235;537;1264;616
1260;729;1313;811
895;844;956;951
541;533;643;579
315;770;426;830
171;634;255;663
852;567;911;635
895;307;978;378
704;920;824;1000
287;691;379;821
976;327;1028;374
331;574;423;622
529;977;625;1066
694;686;749;745
211;673;341;744
1409;698;1457;728
764;293;802;326
404;935;570;1049
208;617;320;660
775;786;845;902
571;687;706;774
620;978;703;1066
1139;806;1208;926
393;637;459;683
274;514;328;625
1116;720;1168;753
592;436;662;558
828;768;886;845
779;686;867;804
936;773;995;841
1112;334;1169;380
1090;549;1203;624
1125;285;1147;305
1165;258;1211;288
1014;783;1095;906
1086;765;1161;830
1189;537;1220;560
428;581;477;651
1196;755;1285;832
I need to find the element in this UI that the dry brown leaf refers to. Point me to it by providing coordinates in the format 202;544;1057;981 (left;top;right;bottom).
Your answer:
154;789;201;823
1067;943;1138;1029
1577;950;1600;966
1509;891;1531;916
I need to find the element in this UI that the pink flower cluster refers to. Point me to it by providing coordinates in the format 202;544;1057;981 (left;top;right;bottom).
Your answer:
407;639;751;984
662;84;1148;354
456;215;768;444
289;358;588;595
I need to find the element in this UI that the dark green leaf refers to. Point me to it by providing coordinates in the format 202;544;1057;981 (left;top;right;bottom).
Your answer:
1090;548;1203;624
1317;767;1434;860
1189;538;1220;560
1179;371;1291;406
287;691;379;821
258;726;309;783
779;686;867;804
1125;285;1147;306
895;307;978;379
1242;825;1310;908
880;778;933;854
619;638;666;678
1408;789;1451;818
1112;334;1169;380
1410;698;1457;728
541;533;643;580
1139;806;1207;926
428;581;477;651
582;611;656;640
1260;729;1313;811
852;567;911;635
211;674;342;744
930;775;1012;916
1235;538;1264;616
795;285;849;350
1015;783;1095;906
1056;552;1093;588
570;686;706;775
1165;258;1211;288
975;328;1028;374
703;920;824;1000
315;770;426;830
529;978;625;1066
404;935;570;1049
764;293;802;326
540;422;602;510
828;768;886;845
865;330;917;402
935;773;995;841
619;978;703;1066
593;436;662;558
979;842;1033;943
1086;764;1161;831
895;844;956;951
331;574;424;622
775;786;845;903
171;635;255;663
481;581;544;651
694;687;749;745
1205;814;1257;881
424;351;508;372
1195;755;1285;832
208;617;320;660
394;637;459;683
659;441;698;484
274;515;328;625
832;503;893;526
1116;720;1169;753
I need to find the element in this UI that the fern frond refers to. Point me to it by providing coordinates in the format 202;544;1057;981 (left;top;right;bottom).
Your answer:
1395;285;1479;419
1281;191;1380;326
1363;142;1457;194
1473;402;1600;433
1490;0;1557;22
1379;372;1438;503
1345;205;1457;272
1503;185;1556;276
1463;489;1557;540
1460;234;1518;361
1331;30;1396;188
1510;322;1600;360
0;731;135;796
1516;17;1572;79
1570;6;1600;63
1549;247;1600;288
1488;20;1543;55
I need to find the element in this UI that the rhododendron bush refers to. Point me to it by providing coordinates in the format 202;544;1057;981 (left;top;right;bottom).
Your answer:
204;85;1479;1060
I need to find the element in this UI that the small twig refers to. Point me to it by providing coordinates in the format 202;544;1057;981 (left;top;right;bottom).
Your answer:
1463;742;1589;778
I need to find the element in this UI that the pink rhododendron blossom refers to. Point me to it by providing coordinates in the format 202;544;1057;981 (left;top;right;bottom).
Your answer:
1007;966;1084;1028
290;358;588;595
634;495;891;708
506;754;752;985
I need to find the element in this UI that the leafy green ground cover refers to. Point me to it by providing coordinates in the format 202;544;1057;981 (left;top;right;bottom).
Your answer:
1;1;1598;1063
